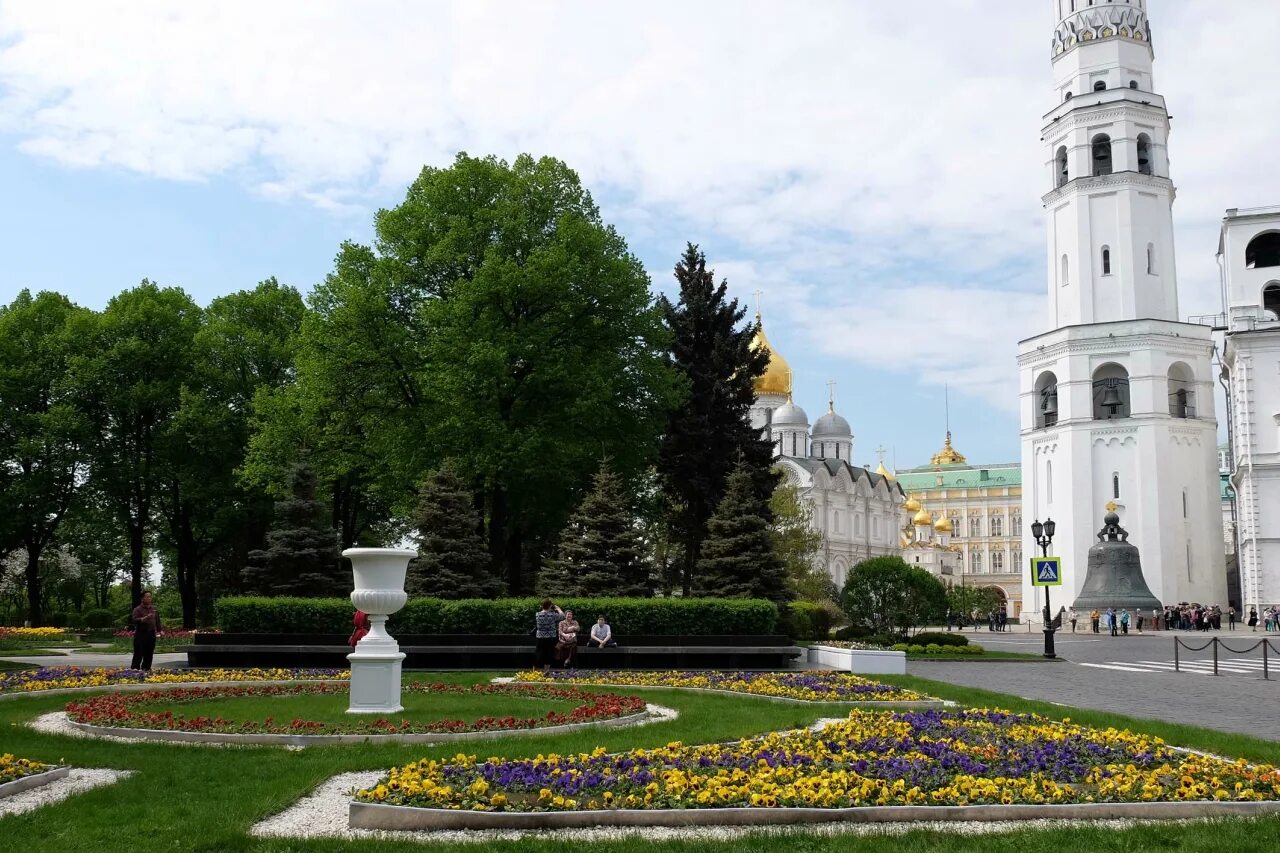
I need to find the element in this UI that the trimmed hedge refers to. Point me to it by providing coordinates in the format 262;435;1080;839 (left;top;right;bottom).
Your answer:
910;631;969;647
214;596;780;636
780;602;835;640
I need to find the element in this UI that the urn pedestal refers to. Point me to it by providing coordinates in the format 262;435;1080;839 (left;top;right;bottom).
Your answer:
345;547;417;715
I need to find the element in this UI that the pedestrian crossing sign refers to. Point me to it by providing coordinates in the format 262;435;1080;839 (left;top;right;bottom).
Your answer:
1030;556;1063;586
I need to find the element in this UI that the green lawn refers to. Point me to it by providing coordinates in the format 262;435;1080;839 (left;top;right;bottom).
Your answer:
1;670;1278;852
128;683;580;727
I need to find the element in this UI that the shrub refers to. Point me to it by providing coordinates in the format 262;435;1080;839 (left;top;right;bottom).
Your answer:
47;611;68;628
65;612;85;630
779;601;835;640
84;609;115;630
911;631;969;647
214;596;779;636
840;556;947;636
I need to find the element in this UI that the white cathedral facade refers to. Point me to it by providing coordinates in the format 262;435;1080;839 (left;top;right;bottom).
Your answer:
748;314;904;590
1018;0;1227;616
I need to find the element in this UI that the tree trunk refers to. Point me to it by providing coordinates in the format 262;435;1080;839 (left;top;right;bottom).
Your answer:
488;484;510;591
24;545;43;627
129;520;145;608
176;513;200;630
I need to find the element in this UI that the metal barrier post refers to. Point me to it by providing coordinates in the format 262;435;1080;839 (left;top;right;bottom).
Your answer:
1213;638;1219;675
1174;638;1180;673
1265;641;1270;681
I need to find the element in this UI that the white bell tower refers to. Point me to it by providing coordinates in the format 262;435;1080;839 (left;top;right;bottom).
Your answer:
1018;0;1227;617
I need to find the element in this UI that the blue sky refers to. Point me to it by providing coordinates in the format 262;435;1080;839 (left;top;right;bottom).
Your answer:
1;1;1277;468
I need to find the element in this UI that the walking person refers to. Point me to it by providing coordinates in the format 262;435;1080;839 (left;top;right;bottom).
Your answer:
1091;608;1101;633
1247;606;1258;631
1228;606;1237;630
130;590;161;671
1107;607;1118;637
1119;608;1130;635
1069;607;1078;633
1136;610;1144;633
533;599;563;672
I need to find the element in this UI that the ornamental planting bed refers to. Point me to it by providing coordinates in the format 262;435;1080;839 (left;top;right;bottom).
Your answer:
0;666;349;699
0;753;70;799
349;708;1280;830
62;682;654;746
515;670;935;704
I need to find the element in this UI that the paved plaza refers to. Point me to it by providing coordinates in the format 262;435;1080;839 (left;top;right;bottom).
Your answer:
912;628;1280;741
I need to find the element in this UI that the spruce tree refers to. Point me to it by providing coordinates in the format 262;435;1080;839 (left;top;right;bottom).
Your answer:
694;463;791;603
242;463;344;596
406;463;503;598
540;463;651;597
657;244;778;594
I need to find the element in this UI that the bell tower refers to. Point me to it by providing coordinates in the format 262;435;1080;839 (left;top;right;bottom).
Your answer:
1018;0;1226;617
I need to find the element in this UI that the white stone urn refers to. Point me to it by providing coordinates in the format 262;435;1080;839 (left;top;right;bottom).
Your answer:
345;547;417;715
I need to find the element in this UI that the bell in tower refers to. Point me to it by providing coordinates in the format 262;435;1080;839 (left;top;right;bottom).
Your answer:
1072;507;1162;613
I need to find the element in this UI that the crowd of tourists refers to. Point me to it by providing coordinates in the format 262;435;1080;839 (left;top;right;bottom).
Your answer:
1058;602;1280;634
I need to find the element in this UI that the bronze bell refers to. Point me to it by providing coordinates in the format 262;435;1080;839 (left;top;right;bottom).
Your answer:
1072;510;1162;612
1042;390;1058;416
1100;384;1123;414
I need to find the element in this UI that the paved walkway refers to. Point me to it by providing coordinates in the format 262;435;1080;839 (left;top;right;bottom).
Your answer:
910;631;1280;741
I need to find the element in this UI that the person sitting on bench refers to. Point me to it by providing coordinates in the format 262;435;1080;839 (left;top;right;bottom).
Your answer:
588;615;616;648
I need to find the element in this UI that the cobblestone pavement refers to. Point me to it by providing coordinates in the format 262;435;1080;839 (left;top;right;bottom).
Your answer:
910;629;1280;741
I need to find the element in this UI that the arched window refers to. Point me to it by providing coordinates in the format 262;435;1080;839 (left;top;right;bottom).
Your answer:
1061;254;1070;287
1264;283;1280;320
1093;80;1107;91
1035;371;1059;428
991;515;1003;536
1147;243;1156;274
1168;362;1196;418
1246;233;1280;269
969;516;981;537
1091;134;1113;176
992;551;1004;571
971;551;983;572
1092;362;1131;420
1055;146;1069;187
1136;133;1153;175
790;433;796;457
1129;80;1139;89
1112;472;1120;499
1101;246;1111;275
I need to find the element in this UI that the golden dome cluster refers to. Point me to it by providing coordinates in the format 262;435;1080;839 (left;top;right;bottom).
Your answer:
930;431;967;466
750;313;792;397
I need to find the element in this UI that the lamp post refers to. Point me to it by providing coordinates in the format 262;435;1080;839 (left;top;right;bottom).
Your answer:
1030;518;1057;659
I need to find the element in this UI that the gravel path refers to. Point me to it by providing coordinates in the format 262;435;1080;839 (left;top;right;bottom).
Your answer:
250;770;1212;843
0;769;132;817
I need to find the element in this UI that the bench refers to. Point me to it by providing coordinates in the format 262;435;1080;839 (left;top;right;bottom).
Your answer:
182;633;803;670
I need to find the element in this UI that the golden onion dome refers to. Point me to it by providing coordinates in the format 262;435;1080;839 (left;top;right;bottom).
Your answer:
875;461;896;481
933;516;954;534
930;431;968;466
912;507;934;526
902;495;922;513
749;313;792;397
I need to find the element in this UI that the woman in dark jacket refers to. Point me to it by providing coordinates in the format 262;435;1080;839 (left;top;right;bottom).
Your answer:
130;591;161;671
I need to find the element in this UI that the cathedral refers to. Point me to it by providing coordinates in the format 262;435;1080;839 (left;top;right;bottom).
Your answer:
1018;0;1228;617
748;313;904;590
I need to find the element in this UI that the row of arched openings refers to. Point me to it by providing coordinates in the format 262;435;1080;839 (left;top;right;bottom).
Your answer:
1034;362;1198;428
1055;134;1153;187
1244;233;1280;320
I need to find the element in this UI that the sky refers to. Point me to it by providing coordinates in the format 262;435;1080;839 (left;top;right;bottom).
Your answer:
0;0;1277;469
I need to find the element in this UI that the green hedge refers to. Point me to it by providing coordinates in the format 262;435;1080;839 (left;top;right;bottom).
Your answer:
780;602;835;640
910;631;969;647
214;596;780;636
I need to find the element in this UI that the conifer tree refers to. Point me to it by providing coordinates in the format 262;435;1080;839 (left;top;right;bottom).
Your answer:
694;463;791;603
406;463;503;598
657;244;778;595
540;462;651;597
241;463;344;596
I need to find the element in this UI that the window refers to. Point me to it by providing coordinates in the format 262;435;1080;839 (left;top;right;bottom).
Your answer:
950;515;961;537
1036;371;1059;428
1047;460;1054;504
1263;283;1280;319
1129;80;1139;89
1137;133;1152;175
1246;233;1280;269
1093;80;1107;91
991;515;1004;537
1061;254;1070;287
1055;146;1069;188
992;552;1004;571
969;516;982;537
1013;547;1022;567
1064;91;1073;101
971;551;983;572
790;433;796;456
1168;362;1196;418
1101;246;1111;275
1091;134;1113;176
1113;473;1121;499
1147;243;1156;274
1012;512;1021;531
1182;488;1189;519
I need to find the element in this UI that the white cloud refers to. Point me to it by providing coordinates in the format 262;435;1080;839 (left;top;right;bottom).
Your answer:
0;0;1277;408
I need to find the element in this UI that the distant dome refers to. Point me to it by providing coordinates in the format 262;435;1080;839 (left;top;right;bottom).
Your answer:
812;406;852;437
933;516;954;534
903;496;922;513
913;507;934;526
772;398;809;427
874;462;896;481
750;314;791;397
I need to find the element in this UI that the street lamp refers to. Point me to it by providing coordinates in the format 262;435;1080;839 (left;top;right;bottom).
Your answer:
1030;517;1058;659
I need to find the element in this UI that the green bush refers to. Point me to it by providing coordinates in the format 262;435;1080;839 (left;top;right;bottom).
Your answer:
48;611;68;628
214;596;779;636
779;601;834;640
65;612;85;630
911;631;969;647
83;609;115;630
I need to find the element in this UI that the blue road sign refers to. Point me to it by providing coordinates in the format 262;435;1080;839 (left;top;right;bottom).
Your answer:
1030;556;1063;586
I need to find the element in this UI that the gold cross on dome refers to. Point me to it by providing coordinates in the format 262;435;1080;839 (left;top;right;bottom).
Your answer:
1105;500;1118;512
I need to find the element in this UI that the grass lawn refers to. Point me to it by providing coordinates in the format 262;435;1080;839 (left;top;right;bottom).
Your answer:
128;683;581;726
0;660;36;671
0;670;1277;852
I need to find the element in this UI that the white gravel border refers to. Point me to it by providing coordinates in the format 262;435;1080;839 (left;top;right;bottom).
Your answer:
251;771;1239;844
0;769;133;817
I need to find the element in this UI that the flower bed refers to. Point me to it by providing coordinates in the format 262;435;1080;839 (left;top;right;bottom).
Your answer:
0;666;348;695
355;708;1280;814
0;753;52;785
112;629;219;639
820;640;984;656
516;670;926;703
64;682;646;736
0;627;69;640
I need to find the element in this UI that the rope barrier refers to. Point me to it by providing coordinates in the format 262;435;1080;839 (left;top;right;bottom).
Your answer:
1172;636;1278;679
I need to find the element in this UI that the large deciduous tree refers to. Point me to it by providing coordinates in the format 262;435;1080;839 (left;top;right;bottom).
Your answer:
694;463;791;603
657;244;777;594
0;290;93;625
